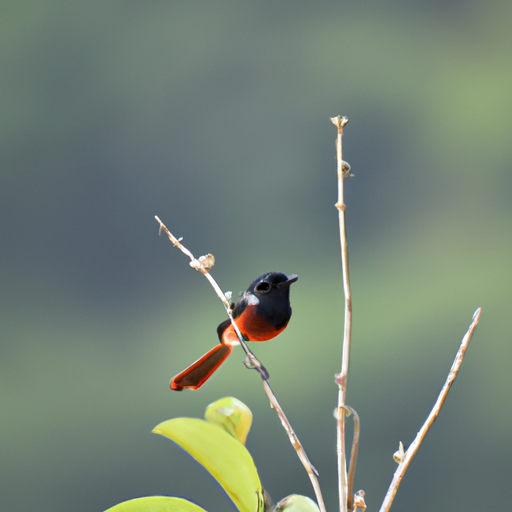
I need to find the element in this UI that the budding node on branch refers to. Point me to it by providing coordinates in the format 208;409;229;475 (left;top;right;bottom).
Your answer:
393;441;405;464
189;253;215;272
353;490;367;511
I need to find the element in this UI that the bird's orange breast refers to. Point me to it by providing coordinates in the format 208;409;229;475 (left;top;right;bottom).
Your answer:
221;305;289;345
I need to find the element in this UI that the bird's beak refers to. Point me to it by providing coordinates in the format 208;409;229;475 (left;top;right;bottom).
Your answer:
278;274;298;287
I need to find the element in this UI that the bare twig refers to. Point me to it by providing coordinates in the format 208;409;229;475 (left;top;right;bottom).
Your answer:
155;216;266;377
331;115;352;512
155;216;229;307
343;406;361;512
263;380;326;512
378;307;482;512
155;215;326;512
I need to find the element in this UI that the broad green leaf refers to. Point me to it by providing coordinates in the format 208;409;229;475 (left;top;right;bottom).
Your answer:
274;495;320;512
204;397;253;445
153;418;263;512
104;496;208;512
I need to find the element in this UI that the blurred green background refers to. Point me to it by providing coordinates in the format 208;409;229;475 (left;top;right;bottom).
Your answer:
2;1;511;511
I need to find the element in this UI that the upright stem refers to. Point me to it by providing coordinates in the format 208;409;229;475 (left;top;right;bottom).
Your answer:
331;116;352;512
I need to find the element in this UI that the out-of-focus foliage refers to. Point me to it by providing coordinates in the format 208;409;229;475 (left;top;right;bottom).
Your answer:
2;1;511;512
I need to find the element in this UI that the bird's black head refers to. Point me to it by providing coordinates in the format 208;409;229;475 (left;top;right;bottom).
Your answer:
248;272;298;295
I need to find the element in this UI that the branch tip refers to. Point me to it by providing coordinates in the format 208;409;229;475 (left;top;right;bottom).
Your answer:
331;115;349;133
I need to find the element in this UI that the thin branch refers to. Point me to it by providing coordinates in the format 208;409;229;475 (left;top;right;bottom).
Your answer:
263;380;326;512
155;216;267;378
155;216;228;307
331;115;352;512
343;406;362;512
155;215;326;512
378;307;482;512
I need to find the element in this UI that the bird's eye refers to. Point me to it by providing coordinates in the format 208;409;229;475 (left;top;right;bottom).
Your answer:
255;281;271;293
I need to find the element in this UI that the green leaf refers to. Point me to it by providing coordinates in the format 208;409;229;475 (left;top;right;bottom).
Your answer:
204;397;253;445
104;496;208;512
153;418;263;512
274;495;320;512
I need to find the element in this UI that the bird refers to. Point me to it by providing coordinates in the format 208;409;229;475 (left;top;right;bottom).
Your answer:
170;272;298;390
